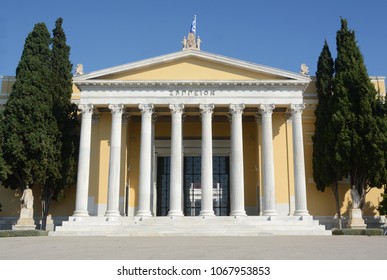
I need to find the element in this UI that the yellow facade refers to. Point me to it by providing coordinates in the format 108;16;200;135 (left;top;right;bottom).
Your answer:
0;50;385;230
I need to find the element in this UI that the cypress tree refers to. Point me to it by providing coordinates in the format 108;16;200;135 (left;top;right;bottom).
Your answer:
333;18;385;209
312;41;343;228
40;18;79;230
0;23;60;194
0;110;9;181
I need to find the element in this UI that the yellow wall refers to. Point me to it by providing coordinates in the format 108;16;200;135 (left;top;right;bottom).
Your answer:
243;121;258;207
0;77;15;94
127;120;141;208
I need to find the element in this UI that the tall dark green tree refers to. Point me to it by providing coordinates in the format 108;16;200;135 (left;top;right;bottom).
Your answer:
333;18;386;210
40;18;79;230
313;41;343;228
0;110;9;181
0;23;61;198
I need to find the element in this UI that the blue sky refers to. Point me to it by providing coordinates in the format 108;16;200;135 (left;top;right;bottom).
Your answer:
1;0;387;77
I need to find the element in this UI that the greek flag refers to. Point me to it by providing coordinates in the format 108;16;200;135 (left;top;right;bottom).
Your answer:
190;15;196;34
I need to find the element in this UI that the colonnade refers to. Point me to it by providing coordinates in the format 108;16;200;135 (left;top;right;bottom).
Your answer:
73;103;309;218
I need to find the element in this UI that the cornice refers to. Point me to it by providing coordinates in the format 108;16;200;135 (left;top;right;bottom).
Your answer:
75;79;310;92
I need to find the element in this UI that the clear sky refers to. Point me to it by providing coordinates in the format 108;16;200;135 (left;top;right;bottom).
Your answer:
1;0;387;78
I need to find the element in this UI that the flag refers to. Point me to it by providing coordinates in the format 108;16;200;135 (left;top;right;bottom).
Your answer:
190;15;196;35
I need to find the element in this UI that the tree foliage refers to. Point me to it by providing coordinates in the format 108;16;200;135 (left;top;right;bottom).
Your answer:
313;41;343;227
313;40;336;191
0;23;60;191
41;18;79;230
0;19;79;230
313;18;387;214
333;18;386;208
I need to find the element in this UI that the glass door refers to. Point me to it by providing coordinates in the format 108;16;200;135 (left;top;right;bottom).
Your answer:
156;157;170;216
184;156;230;216
156;156;230;216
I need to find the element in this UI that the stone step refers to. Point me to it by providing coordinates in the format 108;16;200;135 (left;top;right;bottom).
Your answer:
62;216;321;225
51;216;330;236
51;228;331;237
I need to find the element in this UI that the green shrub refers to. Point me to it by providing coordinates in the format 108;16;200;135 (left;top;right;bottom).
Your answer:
0;230;48;238
332;229;383;236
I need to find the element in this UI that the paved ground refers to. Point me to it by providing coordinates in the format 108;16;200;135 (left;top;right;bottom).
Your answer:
0;235;386;260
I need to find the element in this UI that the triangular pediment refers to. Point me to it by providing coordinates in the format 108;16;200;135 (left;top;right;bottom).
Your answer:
76;50;309;83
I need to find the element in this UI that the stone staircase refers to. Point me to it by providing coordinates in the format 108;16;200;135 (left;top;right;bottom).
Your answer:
50;216;331;236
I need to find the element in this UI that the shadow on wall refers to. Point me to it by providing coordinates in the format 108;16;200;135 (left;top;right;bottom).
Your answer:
342;200;378;217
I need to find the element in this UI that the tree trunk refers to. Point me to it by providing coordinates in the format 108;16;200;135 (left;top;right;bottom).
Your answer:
331;181;342;229
41;184;52;231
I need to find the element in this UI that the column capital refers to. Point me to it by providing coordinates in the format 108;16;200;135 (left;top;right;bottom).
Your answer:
199;104;215;115
258;104;275;115
139;104;154;115
108;104;124;116
78;104;93;115
169;104;185;115
290;104;305;115
229;104;245;115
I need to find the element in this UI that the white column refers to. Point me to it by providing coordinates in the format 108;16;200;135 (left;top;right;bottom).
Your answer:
229;104;247;216
136;104;154;217
105;104;124;218
258;104;278;216
290;104;309;216
73;104;93;217
150;115;157;216
168;104;184;217
199;104;215;216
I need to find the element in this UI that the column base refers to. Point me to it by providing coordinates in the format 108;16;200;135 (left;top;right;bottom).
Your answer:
199;210;215;217
293;210;310;216
262;209;278;216
136;210;153;217
104;210;121;218
167;210;184;217
230;210;247;216
73;210;89;217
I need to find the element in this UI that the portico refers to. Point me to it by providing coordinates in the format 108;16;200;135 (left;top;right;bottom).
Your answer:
70;49;311;221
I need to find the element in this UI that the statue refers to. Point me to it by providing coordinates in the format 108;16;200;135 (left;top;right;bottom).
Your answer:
186;32;196;49
20;185;34;210
13;185;35;230
348;185;366;229
75;64;84;76
300;64;309;76
350;185;361;209
197;36;202;50
182;36;187;50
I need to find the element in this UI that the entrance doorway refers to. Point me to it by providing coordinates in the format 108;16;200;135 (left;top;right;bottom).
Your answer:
156;156;230;216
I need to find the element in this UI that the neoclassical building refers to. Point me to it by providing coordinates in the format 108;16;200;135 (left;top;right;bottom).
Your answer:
0;33;385;235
